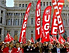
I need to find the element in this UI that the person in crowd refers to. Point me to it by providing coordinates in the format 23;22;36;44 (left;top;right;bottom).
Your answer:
24;40;32;53
14;41;24;53
52;43;61;53
3;42;9;53
20;43;23;48
9;41;16;53
48;44;53;53
66;42;69;53
0;43;4;53
42;42;48;53
35;42;39;53
60;44;66;53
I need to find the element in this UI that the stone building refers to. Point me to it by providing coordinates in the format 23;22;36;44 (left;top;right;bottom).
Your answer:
0;0;69;41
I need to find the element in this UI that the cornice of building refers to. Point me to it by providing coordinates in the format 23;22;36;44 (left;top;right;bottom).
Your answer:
0;5;6;9
6;7;27;11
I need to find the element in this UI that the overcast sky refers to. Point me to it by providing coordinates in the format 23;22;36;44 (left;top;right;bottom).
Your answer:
6;0;14;7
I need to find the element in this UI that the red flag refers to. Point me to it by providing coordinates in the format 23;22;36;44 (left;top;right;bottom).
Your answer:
41;6;52;43
52;0;65;34
19;3;32;43
53;35;58;43
40;26;45;38
31;37;34;43
9;35;14;42
58;34;65;44
50;36;54;44
67;36;69;42
22;37;26;44
35;0;41;40
4;33;14;42
40;26;45;43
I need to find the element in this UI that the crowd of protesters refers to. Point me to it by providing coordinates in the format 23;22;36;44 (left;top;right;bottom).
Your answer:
0;40;69;53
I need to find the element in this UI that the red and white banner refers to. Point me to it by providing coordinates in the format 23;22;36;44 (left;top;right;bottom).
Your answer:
51;13;58;35
4;33;14;42
51;0;65;35
58;0;65;34
35;0;41;40
19;3;32;43
58;34;65;44
67;36;69;42
41;6;52;43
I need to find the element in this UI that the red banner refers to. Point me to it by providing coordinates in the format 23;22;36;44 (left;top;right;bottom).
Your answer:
41;6;52;42
51;0;65;35
58;0;65;34
51;13;58;35
19;3;31;43
58;34;65;44
35;0;41;40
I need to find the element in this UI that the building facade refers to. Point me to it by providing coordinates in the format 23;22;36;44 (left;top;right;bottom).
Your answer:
0;0;69;41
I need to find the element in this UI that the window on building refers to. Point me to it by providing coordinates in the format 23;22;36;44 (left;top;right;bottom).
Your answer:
41;2;42;6
0;28;2;35
66;5;68;7
14;13;16;16
7;13;8;16
14;31;18;35
1;10;3;14
23;13;25;15
31;30;33;33
21;19;23;25
46;2;48;6
25;4;27;7
0;17;2;23
16;13;18;15
68;18;69;23
19;4;21;7
65;14;67;16
9;13;12;16
50;2;51;6
63;5;65;7
14;19;18;25
43;2;45;6
9;13;10;15
22;4;24;7
16;19;18;25
63;19;66;26
63;13;65;16
7;19;11;25
68;13;69;16
21;13;23;16
31;18;33;25
21;13;25;16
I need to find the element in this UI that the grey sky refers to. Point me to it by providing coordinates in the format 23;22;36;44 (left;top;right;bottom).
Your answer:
6;0;14;7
